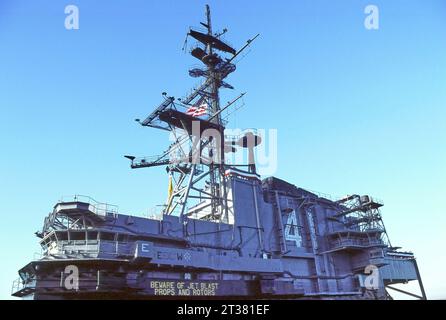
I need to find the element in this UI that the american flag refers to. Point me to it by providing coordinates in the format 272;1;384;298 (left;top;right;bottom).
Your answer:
186;98;208;117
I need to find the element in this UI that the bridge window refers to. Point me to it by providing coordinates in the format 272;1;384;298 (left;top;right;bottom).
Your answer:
87;231;98;241
117;234;128;242
70;231;85;241
99;232;115;241
56;231;68;241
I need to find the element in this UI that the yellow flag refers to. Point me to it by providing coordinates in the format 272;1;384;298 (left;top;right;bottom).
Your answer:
167;173;173;201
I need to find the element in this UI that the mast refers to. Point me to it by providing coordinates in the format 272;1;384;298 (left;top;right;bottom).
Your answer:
126;5;259;225
204;4;224;218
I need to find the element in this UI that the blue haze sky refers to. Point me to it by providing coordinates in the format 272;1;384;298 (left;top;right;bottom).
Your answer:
0;0;445;299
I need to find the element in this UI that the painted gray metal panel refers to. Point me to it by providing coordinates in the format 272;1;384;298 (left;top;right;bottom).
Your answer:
380;257;418;281
13;175;423;299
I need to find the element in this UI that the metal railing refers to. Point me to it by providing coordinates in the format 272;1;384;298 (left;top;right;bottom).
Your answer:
58;195;119;216
43;239;134;258
33;251;43;260
132;154;170;166
306;189;334;201
330;238;383;249
11;278;35;295
144;206;165;220
224;128;260;142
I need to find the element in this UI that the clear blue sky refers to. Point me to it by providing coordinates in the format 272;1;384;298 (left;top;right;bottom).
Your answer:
0;0;445;299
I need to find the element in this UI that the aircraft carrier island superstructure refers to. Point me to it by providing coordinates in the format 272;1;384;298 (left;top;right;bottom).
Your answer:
12;6;426;300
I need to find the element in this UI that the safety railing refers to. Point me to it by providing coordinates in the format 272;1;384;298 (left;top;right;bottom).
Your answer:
58;195;119;216
144;206;165;220
11;278;35;296
329;237;384;250
44;239;134;258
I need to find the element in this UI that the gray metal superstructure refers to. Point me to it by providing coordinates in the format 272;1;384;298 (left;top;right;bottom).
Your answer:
12;6;425;300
